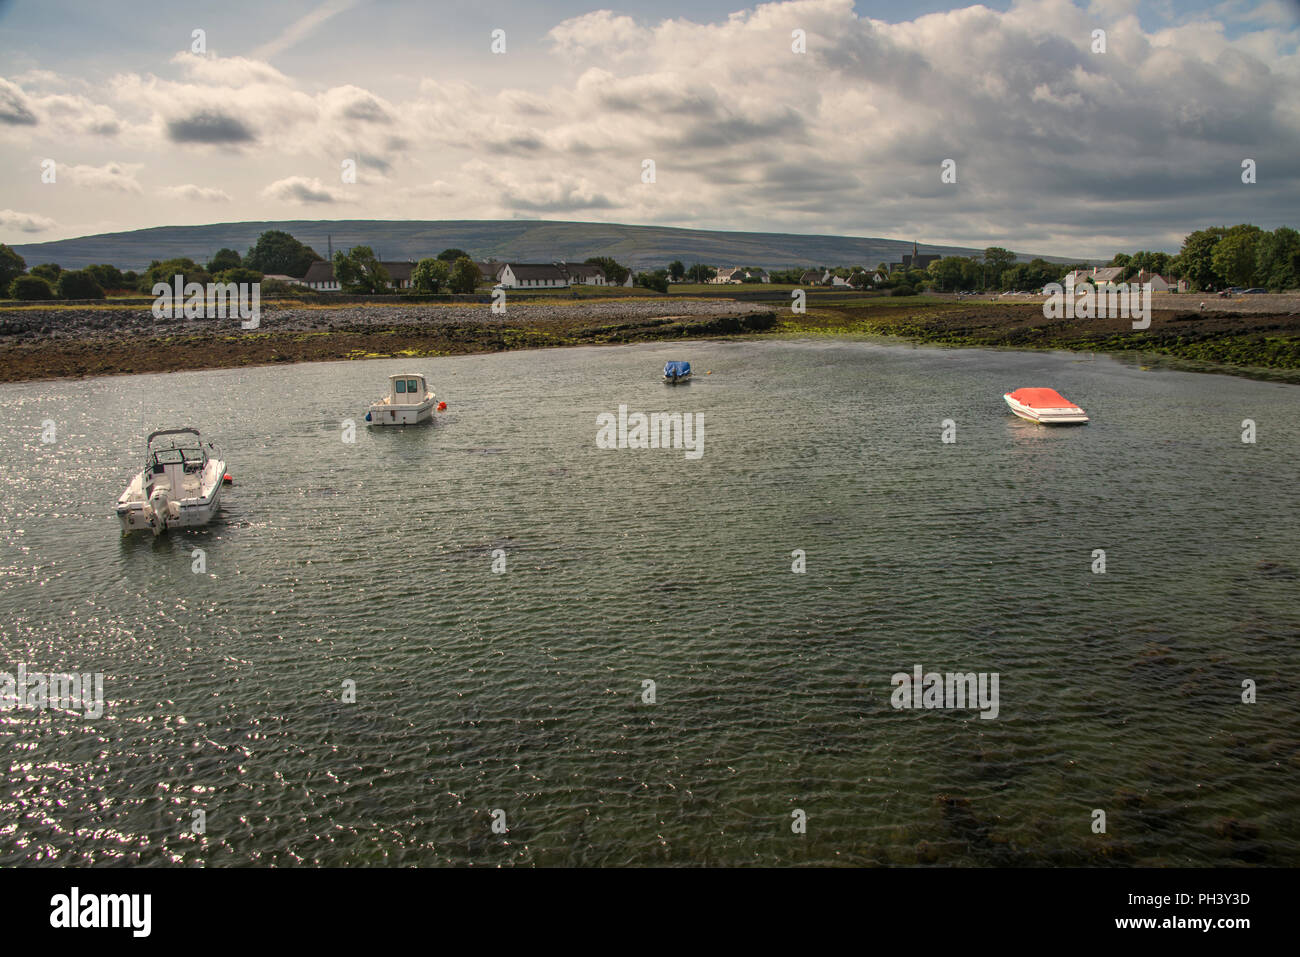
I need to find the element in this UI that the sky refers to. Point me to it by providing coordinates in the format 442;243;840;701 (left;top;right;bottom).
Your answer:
0;0;1297;259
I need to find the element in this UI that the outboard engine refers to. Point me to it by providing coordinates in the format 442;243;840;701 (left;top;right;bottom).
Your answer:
145;487;179;535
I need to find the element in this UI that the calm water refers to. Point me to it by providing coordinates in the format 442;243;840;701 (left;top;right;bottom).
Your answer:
1;339;1297;866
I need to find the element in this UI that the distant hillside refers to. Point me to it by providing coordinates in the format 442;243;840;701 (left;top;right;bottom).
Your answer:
9;219;1086;272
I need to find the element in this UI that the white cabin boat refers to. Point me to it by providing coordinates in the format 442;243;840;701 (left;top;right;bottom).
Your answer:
1003;388;1089;425
116;428;227;534
366;373;437;426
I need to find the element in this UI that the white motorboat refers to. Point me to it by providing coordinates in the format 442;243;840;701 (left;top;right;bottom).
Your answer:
116;428;227;534
1003;387;1089;425
366;373;439;426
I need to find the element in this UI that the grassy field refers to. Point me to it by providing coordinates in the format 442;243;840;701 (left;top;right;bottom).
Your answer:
787;298;1300;380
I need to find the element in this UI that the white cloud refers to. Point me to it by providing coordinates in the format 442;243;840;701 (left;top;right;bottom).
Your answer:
0;209;57;233
157;184;233;202
251;0;362;60
0;78;39;126
548;10;647;60
2;1;1297;255
261;175;350;204
61;162;143;193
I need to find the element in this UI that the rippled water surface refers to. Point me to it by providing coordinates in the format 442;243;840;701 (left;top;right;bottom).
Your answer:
1;339;1298;866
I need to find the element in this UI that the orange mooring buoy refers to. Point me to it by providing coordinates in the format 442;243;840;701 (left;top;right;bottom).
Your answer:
223;473;233;485
437;401;447;411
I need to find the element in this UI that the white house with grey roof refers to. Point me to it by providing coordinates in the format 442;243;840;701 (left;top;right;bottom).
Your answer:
496;263;569;288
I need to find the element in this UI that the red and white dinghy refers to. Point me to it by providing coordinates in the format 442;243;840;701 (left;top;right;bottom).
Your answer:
1003;387;1089;424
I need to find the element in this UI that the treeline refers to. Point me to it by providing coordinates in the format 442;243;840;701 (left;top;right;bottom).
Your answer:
7;224;1295;302
1154;224;1298;291
925;226;1300;293
0;227;645;299
0;229;324;301
646;226;1299;295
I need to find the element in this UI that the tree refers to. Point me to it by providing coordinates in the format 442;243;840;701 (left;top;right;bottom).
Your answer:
585;256;630;286
56;270;105;299
448;257;479;294
437;248;471;263
0;244;25;290
1211;230;1260;288
1255;226;1300;291
9;275;56;300
635;271;669;293
244;230;323;278
333;247;391;293
668;260;685;281
207;248;243;273
982;247;1017;289
686;263;715;283
903;269;929;290
30;263;61;282
929;257;971;292
411;257;451;293
212;267;264;286
1175;227;1227;290
139;258;212;292
84;263;125;290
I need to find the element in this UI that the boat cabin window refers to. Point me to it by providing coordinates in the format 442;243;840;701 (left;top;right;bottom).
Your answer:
395;380;406;394
406;379;420;394
151;446;205;471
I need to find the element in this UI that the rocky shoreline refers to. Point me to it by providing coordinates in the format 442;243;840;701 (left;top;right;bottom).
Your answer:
2;295;1299;384
0;299;778;382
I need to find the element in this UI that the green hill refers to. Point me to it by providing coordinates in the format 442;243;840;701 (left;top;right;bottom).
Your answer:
9;219;1084;272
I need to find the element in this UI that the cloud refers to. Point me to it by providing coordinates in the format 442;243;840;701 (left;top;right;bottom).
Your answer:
0;78;38;125
166;109;257;144
170;52;292;88
548;10;646;60
157;184;233;202
61;162;143;193
252;0;361;60
320;85;395;124
261;175;348;204
5;1;1299;256
38;93;121;135
0;209;57;233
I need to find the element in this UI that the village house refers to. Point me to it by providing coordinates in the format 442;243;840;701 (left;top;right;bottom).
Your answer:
301;262;341;291
495;263;569;289
1134;270;1172;292
1065;266;1125;288
1064;266;1173;291
710;267;770;284
559;263;607;285
300;261;415;292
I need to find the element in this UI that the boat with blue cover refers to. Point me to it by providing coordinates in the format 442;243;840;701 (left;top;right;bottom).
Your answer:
663;360;692;384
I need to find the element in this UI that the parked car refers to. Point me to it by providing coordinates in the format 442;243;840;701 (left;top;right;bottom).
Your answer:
1242;288;1267;294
